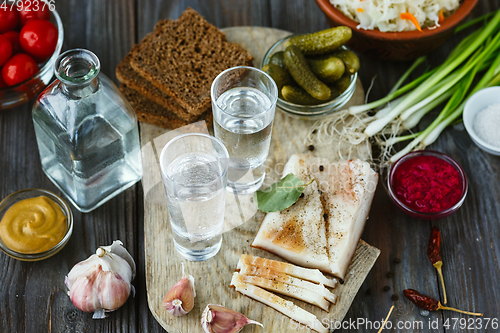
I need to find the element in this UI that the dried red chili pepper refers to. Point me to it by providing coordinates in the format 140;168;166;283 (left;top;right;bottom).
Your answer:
403;289;483;316
403;289;439;310
427;226;447;304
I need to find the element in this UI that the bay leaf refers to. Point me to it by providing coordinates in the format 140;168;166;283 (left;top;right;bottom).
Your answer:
253;173;310;213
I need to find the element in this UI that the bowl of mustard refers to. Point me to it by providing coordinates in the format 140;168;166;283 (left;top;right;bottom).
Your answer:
0;189;73;261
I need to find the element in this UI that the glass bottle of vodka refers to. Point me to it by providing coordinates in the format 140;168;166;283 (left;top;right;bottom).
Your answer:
32;49;143;212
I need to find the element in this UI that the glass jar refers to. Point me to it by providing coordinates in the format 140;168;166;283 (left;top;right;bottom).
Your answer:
32;49;143;213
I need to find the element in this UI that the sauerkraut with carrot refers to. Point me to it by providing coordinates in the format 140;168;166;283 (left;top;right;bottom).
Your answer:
330;0;461;32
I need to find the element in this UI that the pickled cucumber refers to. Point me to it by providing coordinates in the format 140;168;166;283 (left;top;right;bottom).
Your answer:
332;49;360;74
307;56;345;84
333;75;352;94
262;64;294;92
269;51;286;68
286;26;352;55
283;45;331;101
282;85;325;105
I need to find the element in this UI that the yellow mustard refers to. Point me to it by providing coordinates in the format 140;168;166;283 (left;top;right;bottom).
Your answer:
0;196;67;254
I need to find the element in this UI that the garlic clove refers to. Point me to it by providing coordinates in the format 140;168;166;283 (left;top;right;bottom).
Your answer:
101;240;137;279
163;263;196;316
68;264;103;313
97;268;132;312
201;304;263;333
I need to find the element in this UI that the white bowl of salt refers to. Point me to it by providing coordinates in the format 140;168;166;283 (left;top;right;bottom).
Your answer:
464;86;500;156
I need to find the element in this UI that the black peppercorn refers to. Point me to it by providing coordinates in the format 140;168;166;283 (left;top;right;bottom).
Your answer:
308;145;315;151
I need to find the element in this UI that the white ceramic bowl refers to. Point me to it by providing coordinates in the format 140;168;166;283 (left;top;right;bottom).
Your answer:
463;87;500;156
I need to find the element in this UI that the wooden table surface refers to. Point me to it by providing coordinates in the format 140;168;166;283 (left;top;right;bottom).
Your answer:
1;1;499;332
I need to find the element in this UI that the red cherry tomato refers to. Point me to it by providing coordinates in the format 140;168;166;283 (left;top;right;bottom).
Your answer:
2;31;21;54
0;7;19;33
20;19;58;61
19;0;50;25
1;53;39;86
0;35;13;67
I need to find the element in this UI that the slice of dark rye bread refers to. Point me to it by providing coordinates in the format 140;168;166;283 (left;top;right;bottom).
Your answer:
116;20;207;122
130;8;254;117
117;46;202;122
119;84;212;130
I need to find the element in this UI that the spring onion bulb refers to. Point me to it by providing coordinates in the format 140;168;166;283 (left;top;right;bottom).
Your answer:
399;72;461;121
375;96;406;119
402;90;455;130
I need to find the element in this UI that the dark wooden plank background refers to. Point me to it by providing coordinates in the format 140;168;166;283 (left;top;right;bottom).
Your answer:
0;0;499;332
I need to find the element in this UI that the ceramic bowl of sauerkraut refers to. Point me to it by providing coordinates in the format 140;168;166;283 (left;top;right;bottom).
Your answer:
314;0;478;60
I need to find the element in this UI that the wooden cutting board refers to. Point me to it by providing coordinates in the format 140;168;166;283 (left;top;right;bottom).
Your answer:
140;27;380;333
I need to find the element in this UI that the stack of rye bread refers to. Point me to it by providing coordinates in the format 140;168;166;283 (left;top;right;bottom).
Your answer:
116;8;254;129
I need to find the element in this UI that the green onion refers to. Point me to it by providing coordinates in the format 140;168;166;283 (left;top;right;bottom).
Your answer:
389;28;500;162
381;131;422;146
455;12;496;33
402;89;455;130
348;68;435;115
388;56;427;94
310;9;500;167
365;10;500;139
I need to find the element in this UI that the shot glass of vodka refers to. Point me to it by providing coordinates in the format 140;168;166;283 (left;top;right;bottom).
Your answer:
211;66;278;194
159;133;229;261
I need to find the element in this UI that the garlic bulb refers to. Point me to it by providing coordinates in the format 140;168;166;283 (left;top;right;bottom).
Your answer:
163;263;196;316
65;240;136;319
201;304;263;333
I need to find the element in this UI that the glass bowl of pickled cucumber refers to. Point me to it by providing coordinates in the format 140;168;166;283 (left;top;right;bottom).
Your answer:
262;33;357;119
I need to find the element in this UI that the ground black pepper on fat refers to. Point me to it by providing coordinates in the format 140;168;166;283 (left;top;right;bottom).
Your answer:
319;165;324;171
308;145;314;151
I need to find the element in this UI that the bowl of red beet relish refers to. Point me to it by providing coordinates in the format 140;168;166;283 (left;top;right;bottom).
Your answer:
387;150;468;220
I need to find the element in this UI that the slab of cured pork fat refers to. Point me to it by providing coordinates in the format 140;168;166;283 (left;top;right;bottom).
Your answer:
252;154;378;280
